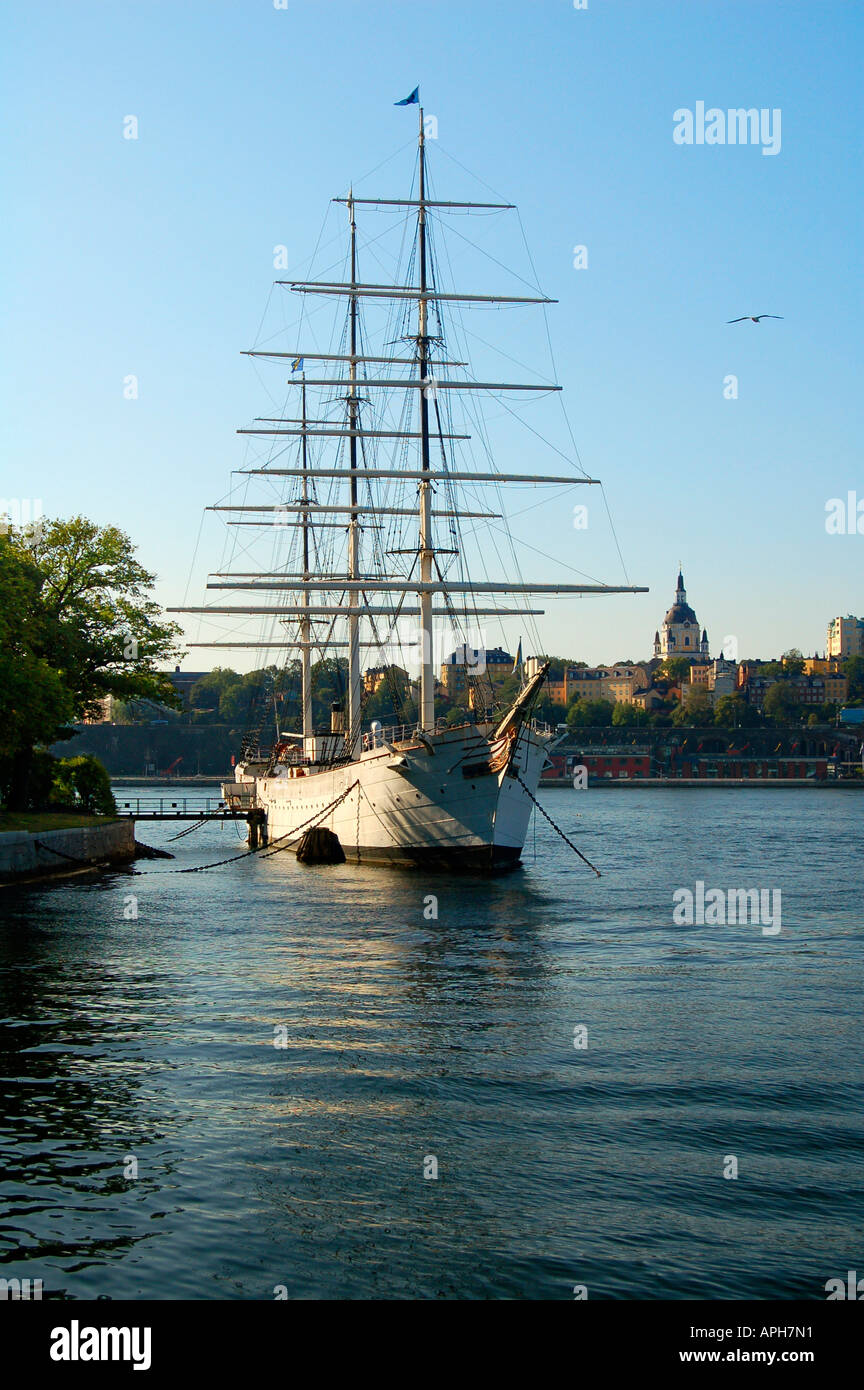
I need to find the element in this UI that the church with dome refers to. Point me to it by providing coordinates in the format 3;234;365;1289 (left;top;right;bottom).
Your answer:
653;571;709;662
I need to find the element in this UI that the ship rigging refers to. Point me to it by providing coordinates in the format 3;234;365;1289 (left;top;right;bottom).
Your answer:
169;101;645;869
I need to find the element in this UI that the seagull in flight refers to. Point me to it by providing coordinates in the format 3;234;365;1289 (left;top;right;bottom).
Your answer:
727;314;784;324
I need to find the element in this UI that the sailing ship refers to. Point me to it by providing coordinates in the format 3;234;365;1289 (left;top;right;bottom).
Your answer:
171;102;644;870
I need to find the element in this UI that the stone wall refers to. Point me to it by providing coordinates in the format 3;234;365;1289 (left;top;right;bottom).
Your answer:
0;820;136;881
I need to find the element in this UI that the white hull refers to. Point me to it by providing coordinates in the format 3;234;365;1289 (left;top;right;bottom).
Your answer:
224;724;549;871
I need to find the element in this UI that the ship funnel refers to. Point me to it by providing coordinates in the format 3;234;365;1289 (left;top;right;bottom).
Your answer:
330;701;345;734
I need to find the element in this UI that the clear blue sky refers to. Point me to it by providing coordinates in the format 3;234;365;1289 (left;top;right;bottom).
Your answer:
3;0;862;670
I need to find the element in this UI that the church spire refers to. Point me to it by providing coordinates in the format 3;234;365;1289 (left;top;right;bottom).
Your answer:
655;567;702;662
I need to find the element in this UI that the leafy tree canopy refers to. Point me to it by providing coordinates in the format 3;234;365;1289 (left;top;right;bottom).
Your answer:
566;697;614;728
611;702;650;727
672;689;714;726
763;681;802;724
16;517;183;716
780;648;806;676
656;656;694;684
0;517;183;808
843;655;864;702
713;694;762;729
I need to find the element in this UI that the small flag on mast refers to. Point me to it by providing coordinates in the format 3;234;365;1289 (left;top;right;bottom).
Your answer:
395;86;420;106
291;357;304;372
512;638;523;675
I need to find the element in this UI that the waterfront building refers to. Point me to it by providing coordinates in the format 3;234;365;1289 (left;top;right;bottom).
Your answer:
827;615;864;658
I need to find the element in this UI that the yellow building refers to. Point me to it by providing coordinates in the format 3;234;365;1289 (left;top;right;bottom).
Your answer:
363;664;411;696
802;656;844;676
440;645;513;698
537;664;650;707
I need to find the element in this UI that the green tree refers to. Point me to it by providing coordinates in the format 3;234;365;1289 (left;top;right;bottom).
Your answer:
843;655;864;702
648;705;674;727
763;681;801;724
24;517;183;714
536;654;585;679
51;755;116;815
611;701;650;727
671;688;714;726
780;648;805;677
190;668;240;712
0;518;182;808
364;667;416;726
714;694;761;729
760;651;805;682
567;697;614;728
219;670;276;724
657;657;692;685
0;540;74;770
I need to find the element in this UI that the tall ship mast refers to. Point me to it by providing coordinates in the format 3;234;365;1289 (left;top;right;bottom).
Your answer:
171;101;645;870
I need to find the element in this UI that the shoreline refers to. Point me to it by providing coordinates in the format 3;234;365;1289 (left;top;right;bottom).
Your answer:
0;819;137;886
541;777;863;789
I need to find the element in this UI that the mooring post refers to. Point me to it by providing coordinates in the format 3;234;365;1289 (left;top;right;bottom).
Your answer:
247;814;259;850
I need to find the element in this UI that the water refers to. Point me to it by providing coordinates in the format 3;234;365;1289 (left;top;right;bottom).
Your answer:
1;785;862;1300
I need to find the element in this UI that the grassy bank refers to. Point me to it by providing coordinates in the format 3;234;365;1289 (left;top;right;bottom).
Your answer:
0;811;115;833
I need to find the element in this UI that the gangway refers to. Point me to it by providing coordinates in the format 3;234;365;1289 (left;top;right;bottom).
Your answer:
114;796;268;845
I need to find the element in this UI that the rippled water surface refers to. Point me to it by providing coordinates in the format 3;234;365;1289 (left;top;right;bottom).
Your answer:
1;784;862;1299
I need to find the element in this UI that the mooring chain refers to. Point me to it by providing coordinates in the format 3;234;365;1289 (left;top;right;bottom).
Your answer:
166;818;209;842
141;780;360;875
514;774;602;877
255;780;360;862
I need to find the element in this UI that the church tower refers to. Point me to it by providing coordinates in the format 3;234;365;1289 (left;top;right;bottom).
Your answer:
656;570;708;661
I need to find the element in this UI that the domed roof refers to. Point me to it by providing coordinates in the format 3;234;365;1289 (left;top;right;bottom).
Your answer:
664;602;698;626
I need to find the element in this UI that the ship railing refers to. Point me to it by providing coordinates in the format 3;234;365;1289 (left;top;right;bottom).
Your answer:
371;717;453;746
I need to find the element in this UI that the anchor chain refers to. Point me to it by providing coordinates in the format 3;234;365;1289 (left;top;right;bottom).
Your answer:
514;774;602;877
141;780;360;874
